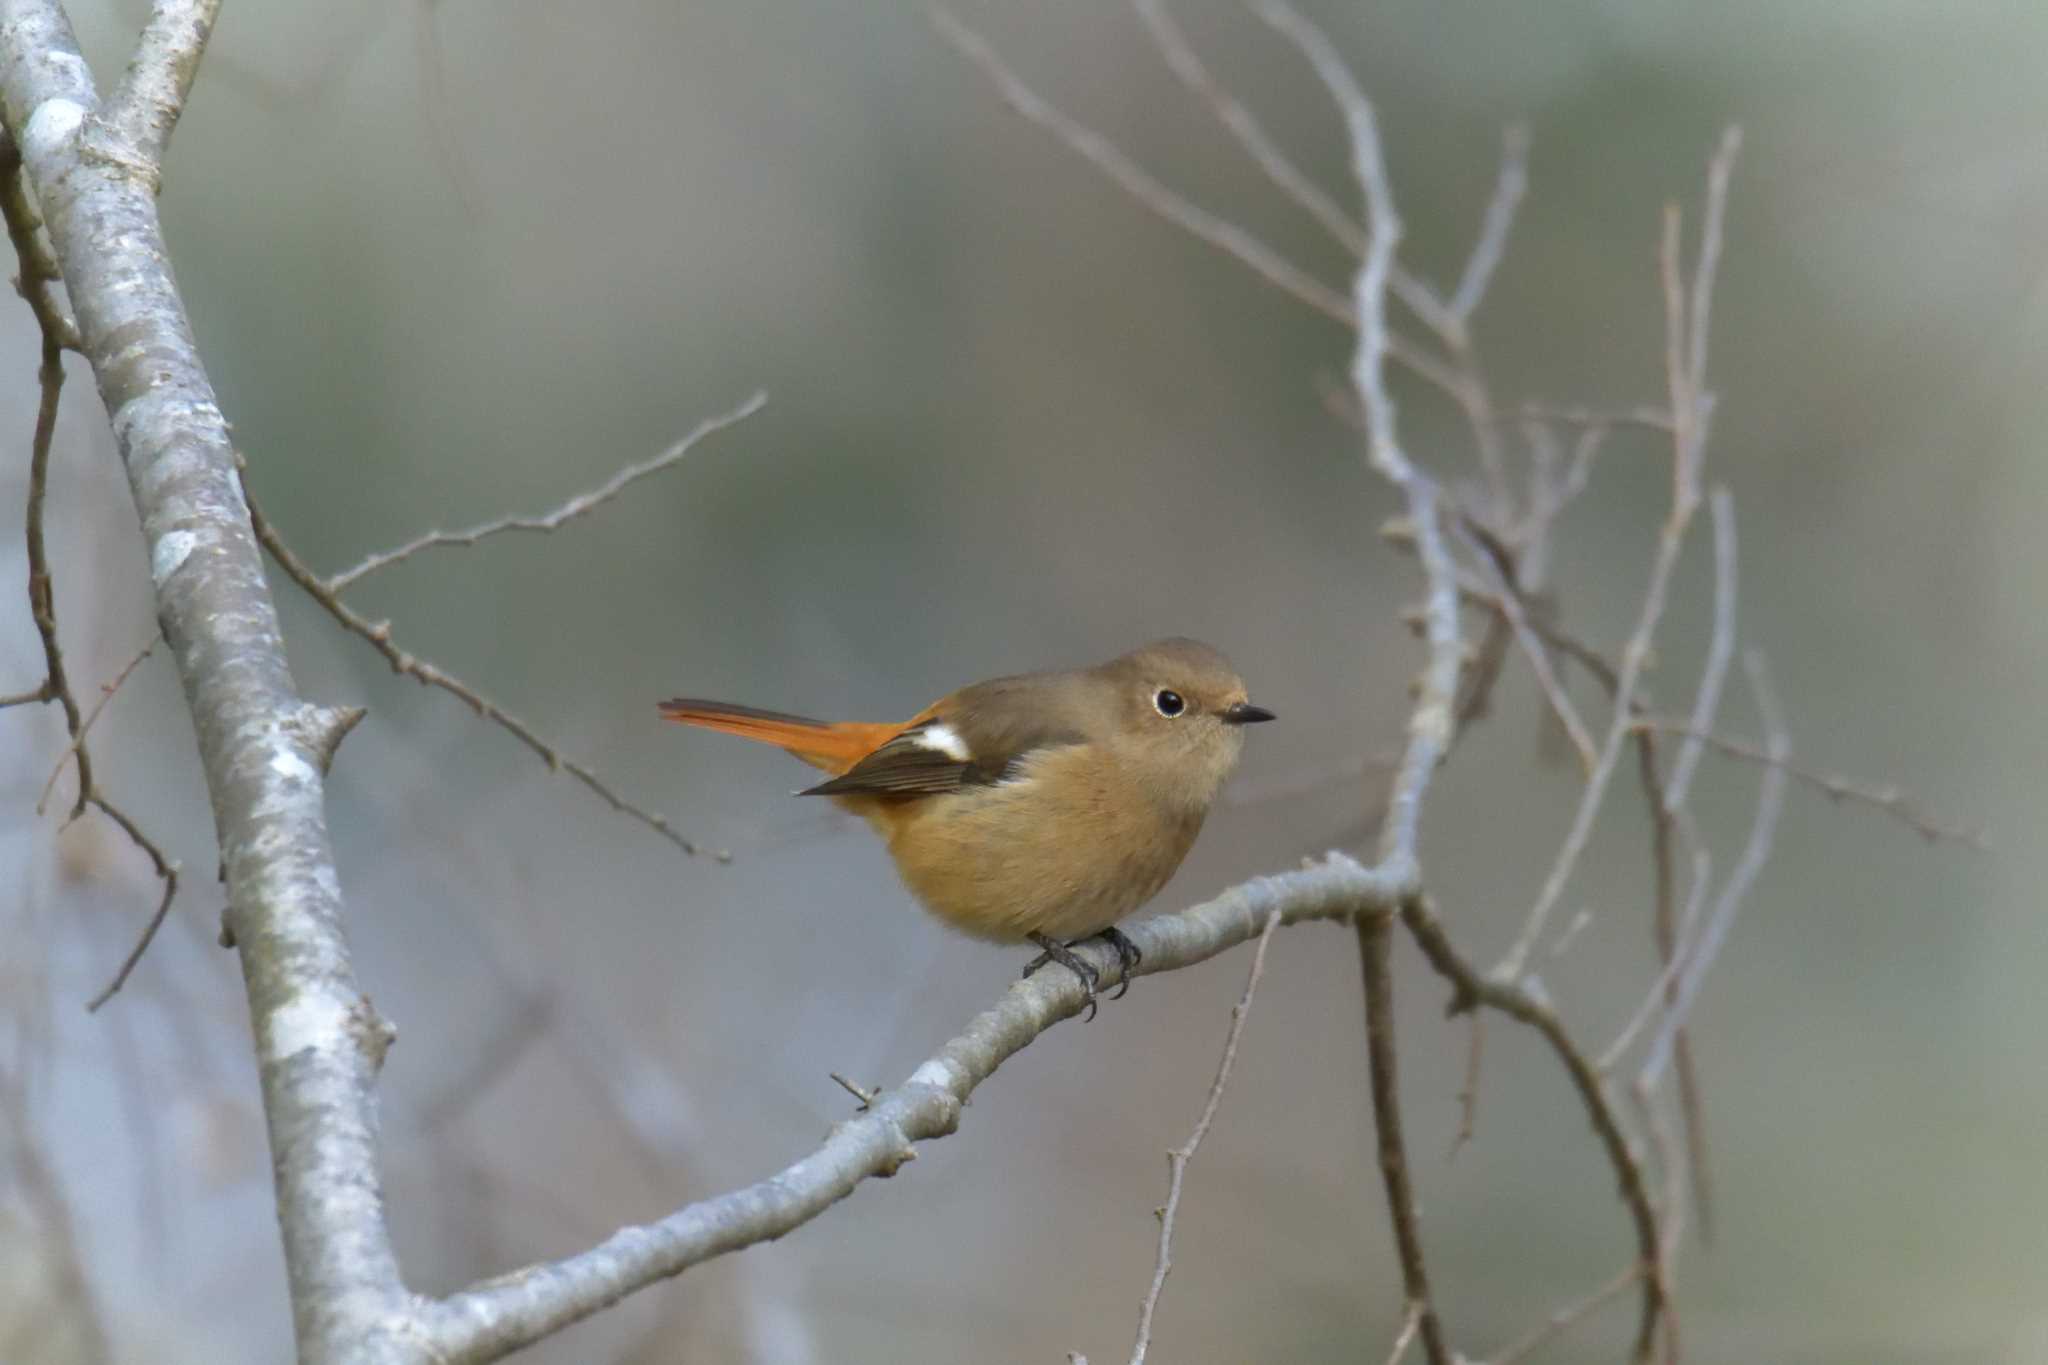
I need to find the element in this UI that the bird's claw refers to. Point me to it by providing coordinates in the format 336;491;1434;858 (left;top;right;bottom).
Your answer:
1024;928;1143;1018
1097;927;1142;999
1024;931;1102;1021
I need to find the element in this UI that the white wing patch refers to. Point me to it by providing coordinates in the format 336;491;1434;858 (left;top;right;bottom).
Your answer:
913;723;971;761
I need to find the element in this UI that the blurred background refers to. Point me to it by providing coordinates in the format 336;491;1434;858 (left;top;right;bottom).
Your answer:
0;1;2033;1361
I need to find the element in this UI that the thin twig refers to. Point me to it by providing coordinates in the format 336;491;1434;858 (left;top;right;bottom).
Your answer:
1384;1300;1425;1365
931;6;1475;414
1628;1081;1686;1365
1357;910;1451;1365
239;460;735;862
38;631;159;816
1127;908;1282;1365
327;392;765;593
1494;135;1741;979
1633;717;1987;849
1509;402;1675;434
1126;0;1457;340
933;7;1352;327
1634;729;1715;1247
11;177;86;815
1401;896;1666;1363
1447;1011;1483;1159
1641;653;1789;1087
1600;843;1713;1072
83;794;183;1012
1457;521;1596;772
1448;124;1529;325
1659;489;1737;812
1484;1262;1644;1365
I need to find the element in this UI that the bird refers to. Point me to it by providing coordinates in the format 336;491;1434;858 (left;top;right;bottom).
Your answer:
659;637;1274;1016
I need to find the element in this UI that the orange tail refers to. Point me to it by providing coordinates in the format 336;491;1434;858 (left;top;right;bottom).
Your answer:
657;698;899;775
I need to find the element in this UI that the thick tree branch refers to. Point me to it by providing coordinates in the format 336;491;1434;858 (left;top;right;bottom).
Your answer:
0;4;410;1357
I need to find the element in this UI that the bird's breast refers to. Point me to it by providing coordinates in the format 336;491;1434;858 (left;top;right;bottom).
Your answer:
854;743;1209;943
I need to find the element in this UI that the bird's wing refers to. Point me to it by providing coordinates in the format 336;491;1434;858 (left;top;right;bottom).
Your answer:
799;680;1089;798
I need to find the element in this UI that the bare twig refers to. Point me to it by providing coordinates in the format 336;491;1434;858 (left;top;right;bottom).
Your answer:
827;1072;877;1110
1384;1300;1426;1365
1448;124;1529;325
83;794;182;1012
239;462;732;862
1510;402;1675;434
1447;1011;1483;1158
1457;521;1597;772
1357;910;1451;1364
37;631;158;815
1633;717;1986;849
1400;896;1666;1363
1601;843;1713;1073
931;6;1485;417
1127;908;1282;1365
1484;1262;1644;1365
1633;728;1715;1248
327;392;765;593
932;7;1352;327
1494;133;1741;980
1126;0;1457;339
1641;653;1789;1087
1659;489;1738;812
8;142;86;816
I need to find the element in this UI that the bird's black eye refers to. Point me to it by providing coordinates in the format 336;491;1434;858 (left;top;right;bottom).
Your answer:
1153;689;1185;718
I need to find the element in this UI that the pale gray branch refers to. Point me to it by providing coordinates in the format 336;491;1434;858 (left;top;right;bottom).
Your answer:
1640;652;1788;1086
418;855;1403;1362
103;0;221;171
1660;487;1737;812
0;2;407;1358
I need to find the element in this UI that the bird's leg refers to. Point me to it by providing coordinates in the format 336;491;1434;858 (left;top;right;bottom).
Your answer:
1095;927;1142;1000
1024;931;1101;1021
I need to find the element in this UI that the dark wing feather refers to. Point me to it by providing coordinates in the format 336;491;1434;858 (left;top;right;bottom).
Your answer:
798;723;1003;797
798;684;1089;799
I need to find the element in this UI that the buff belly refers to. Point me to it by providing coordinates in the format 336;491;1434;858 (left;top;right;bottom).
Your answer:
837;754;1206;943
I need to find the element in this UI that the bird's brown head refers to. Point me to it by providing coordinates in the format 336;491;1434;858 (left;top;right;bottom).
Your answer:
1094;637;1274;810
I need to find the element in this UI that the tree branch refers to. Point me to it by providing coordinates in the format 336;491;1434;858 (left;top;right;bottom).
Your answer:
326;391;765;593
240;461;732;862
0;4;408;1356
415;855;1405;1362
1125;907;1282;1365
1358;910;1451;1364
103;0;221;172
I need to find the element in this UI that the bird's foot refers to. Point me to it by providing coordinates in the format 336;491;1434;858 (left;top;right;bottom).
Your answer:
1096;927;1142;1000
1023;931;1102;1021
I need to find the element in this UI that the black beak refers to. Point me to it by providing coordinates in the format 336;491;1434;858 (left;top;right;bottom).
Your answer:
1222;701;1277;725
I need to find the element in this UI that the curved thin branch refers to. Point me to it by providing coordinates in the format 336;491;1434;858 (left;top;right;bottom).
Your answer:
241;471;730;862
326;391;765;593
1126;907;1283;1364
417;854;1406;1362
1400;896;1666;1364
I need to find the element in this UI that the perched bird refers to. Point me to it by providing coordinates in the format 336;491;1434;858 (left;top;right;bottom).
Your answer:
660;637;1274;1015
